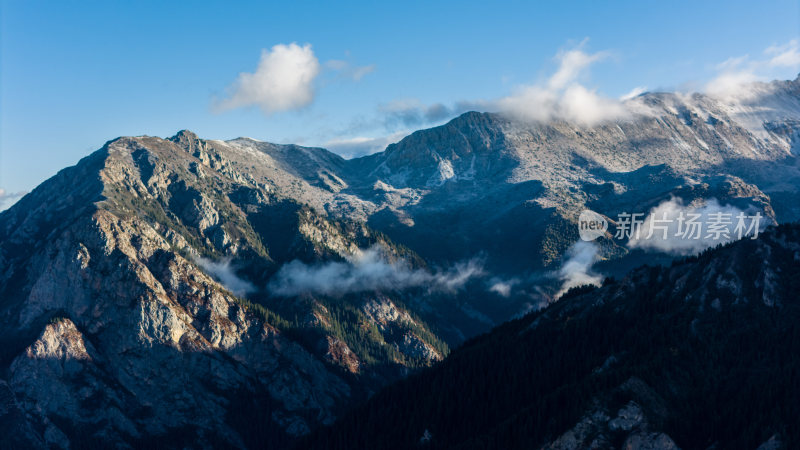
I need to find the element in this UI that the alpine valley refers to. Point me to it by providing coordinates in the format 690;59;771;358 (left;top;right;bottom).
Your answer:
2;76;800;449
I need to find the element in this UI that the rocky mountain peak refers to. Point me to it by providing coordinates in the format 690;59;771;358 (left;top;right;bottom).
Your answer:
168;129;204;154
0;119;456;447
3;75;800;449
19;319;93;363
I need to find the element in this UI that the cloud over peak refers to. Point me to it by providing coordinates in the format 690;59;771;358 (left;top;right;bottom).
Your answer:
705;39;800;100
495;44;628;126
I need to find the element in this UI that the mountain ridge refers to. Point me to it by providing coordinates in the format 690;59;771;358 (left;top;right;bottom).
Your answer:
2;75;800;448
0;130;454;447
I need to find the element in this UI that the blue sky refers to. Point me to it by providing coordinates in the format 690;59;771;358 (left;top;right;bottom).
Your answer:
1;0;799;205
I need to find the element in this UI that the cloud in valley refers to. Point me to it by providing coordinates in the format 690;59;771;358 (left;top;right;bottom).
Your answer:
195;257;256;297
557;241;603;297
268;246;484;297
627;198;767;255
488;277;520;297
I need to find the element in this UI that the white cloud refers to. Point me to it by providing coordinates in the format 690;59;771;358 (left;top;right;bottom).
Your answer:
766;39;800;68
325;42;632;147
494;44;628;126
627;198;767;255
620;86;648;101
705;70;761;100
556;241;602;297
488;277;519;297
215;43;321;114
705;39;800;100
315;39;800;158
0;188;26;212
268;246;484;297
547;46;606;90
195;257;256;297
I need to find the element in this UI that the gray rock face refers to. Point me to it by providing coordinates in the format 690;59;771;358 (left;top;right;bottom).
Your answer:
543;386;679;450
2;204;351;447
0;134;445;447
1;76;800;448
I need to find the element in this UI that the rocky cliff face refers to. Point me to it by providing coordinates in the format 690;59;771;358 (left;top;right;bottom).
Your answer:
0;132;446;448
1;76;800;448
0;193;350;447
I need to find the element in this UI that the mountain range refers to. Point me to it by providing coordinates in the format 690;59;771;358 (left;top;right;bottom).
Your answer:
301;222;800;449
1;75;800;448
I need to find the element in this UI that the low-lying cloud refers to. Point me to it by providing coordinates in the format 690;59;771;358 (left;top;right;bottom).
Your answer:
268;246;484;297
195;257;256;297
557;241;603;297
627;198;766;255
488;277;520;297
